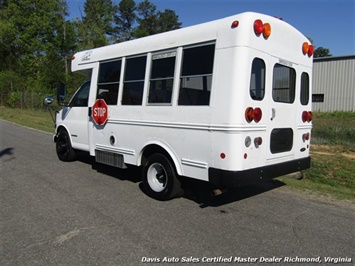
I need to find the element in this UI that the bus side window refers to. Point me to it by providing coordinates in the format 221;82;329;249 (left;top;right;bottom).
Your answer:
249;58;265;101
148;52;176;104
97;60;121;105
300;72;309;105
122;55;147;105
178;43;215;106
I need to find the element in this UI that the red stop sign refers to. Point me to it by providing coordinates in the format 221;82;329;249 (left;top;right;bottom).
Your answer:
92;99;108;125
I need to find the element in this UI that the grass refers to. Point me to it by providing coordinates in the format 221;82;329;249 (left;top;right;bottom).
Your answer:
1;107;354;203
278;145;355;203
0;106;55;133
311;111;355;150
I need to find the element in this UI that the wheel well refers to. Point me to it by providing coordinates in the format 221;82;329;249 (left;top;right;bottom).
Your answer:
54;126;70;143
141;144;181;175
56;125;67;134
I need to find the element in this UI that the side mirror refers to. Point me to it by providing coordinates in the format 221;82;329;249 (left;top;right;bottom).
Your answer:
44;96;54;106
57;82;66;103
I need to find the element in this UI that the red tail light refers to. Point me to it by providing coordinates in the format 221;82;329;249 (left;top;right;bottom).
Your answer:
245;107;262;123
303;133;310;142
254;19;264;35
254;137;263;148
253;107;262;123
302;111;312;122
308;45;314;57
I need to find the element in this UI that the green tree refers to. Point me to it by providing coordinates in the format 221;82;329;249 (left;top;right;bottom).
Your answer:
156;9;182;33
133;0;181;38
314;47;332;58
134;0;157;37
114;0;137;41
0;0;70;95
78;0;114;48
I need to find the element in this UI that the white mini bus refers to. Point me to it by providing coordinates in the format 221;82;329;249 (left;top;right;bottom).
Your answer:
49;12;313;200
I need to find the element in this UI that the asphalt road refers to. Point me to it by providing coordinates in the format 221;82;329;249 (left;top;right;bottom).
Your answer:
1;120;354;266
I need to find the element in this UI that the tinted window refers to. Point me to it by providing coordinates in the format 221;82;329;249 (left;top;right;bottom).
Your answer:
98;61;121;83
178;43;215;106
97;60;121;105
300;72;309;105
70;81;90;107
122;56;147;105
270;128;293;154
181;44;215;76
272;64;296;103
148;52;176;104
250;58;265;101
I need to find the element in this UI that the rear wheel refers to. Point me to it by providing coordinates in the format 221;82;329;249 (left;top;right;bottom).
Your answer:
56;129;76;162
142;153;182;200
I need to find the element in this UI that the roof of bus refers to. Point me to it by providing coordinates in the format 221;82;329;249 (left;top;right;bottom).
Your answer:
72;11;312;73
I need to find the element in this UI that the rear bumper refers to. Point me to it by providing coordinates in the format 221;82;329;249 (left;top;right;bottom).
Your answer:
209;157;311;187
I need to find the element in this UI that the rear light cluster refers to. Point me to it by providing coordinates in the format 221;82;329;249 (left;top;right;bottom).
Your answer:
244;106;263;159
254;19;271;39
302;42;314;57
302;132;310;142
245;107;262;123
245;135;263;157
245;136;263;148
302;111;313;123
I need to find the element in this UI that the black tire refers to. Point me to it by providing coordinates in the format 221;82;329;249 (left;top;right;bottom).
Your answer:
56;129;76;162
142;153;183;201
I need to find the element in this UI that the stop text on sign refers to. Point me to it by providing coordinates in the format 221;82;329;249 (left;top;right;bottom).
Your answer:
93;107;106;117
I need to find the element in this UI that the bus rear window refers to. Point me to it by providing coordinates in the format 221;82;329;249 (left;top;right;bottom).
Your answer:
300;72;309;105
250;58;265;101
272;64;295;104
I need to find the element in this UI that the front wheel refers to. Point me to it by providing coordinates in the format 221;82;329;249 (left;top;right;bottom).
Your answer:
56;129;76;162
142;153;182;201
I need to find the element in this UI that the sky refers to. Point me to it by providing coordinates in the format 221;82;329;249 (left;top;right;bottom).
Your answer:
67;0;355;56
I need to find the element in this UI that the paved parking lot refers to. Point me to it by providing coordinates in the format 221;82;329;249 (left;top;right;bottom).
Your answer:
1;120;354;265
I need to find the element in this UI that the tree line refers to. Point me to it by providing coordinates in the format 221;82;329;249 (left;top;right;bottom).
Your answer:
0;0;181;107
0;1;332;108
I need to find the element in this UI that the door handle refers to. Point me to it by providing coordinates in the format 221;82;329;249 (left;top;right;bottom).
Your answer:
271;108;276;121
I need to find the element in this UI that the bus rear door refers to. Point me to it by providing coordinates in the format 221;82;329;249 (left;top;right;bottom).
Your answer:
266;57;297;163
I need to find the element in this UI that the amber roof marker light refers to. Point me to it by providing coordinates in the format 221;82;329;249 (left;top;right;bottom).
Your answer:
262;23;271;38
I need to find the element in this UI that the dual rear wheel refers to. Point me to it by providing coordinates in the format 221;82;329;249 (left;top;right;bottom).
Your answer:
142;153;183;201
